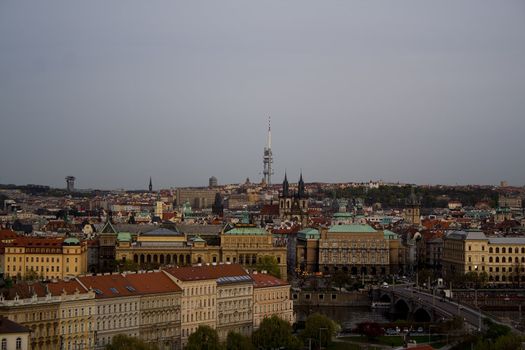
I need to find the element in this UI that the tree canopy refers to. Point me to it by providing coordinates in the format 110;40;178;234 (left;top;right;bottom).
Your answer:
186;325;222;350
256;255;281;278
252;315;301;350
226;331;254;350
105;334;158;350
300;313;340;349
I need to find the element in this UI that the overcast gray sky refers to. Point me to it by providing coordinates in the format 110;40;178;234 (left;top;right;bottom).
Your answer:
1;1;524;189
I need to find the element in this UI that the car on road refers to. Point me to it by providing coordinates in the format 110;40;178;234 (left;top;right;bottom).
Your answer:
417;327;424;333
385;328;398;335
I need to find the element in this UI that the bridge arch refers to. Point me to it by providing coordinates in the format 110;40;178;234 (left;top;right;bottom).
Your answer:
413;307;432;322
393;299;410;319
379;294;392;303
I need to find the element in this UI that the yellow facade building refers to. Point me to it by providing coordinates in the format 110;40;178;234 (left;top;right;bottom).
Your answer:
252;272;294;329
3;237;87;280
442;230;525;285
0;278;95;350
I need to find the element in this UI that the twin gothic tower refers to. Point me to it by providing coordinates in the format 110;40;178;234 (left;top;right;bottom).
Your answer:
278;172;308;226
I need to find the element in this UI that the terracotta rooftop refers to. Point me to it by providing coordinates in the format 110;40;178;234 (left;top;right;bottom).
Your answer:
164;263;249;282
47;279;89;296
78;274;138;299
0;229;18;241
251;273;289;288
7;237;64;248
0;282;47;299
124;271;181;294
77;271;181;298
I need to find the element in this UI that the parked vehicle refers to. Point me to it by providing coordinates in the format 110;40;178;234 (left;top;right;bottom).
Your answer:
386;328;398;335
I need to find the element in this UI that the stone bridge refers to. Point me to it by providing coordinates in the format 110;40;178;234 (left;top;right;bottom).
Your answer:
374;289;452;323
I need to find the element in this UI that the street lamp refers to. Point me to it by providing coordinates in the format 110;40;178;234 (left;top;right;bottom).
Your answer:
319;327;328;350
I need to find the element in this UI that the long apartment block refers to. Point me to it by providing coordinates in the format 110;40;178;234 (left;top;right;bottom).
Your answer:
0;263;294;350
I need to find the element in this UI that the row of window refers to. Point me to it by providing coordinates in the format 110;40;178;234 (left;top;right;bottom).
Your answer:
218;286;252;297
468;246;525;254
183;310;215;323
1;338;22;350
6;256;77;263
301;293;338;300
255;302;291;313
322;241;387;248
184;285;216;296
184;298;215;308
98;302;137;314
468;256;525;264
254;290;287;302
61;321;91;334
218;299;251;311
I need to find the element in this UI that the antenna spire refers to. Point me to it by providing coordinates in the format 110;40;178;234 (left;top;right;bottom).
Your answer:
263;116;273;186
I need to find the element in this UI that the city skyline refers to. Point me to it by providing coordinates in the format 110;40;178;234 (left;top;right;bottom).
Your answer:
1;1;524;189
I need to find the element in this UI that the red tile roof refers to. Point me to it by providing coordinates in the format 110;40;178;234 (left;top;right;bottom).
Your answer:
162;212;176;220
47;279;89;296
0;229;18;241
78;274;138;299
0;282;47;299
251;273;289;288
164;263;248;281
77;271;181;298
124;271;181;293
7;237;64;248
0;280;90;300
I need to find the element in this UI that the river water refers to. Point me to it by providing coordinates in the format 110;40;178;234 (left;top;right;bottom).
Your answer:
295;306;392;331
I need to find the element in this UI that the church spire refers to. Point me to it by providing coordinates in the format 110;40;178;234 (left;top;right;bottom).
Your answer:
149;177;153;192
298;171;305;198
282;171;289;197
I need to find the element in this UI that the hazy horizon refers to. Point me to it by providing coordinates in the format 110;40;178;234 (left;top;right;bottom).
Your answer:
1;1;524;189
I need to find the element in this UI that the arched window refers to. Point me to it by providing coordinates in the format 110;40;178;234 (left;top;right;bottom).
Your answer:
502;248;506;253
502;257;506;263
489;257;493;263
496;248;499;253
16;337;22;350
1;339;6;350
496;257;499;263
489;247;493;253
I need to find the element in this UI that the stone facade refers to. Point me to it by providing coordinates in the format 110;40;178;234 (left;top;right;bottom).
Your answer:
252;272;294;329
442;230;525;285
1;264;292;350
296;224;404;275
3;237;87;280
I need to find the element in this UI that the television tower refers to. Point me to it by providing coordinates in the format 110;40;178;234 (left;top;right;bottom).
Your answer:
263;117;274;186
65;176;75;192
